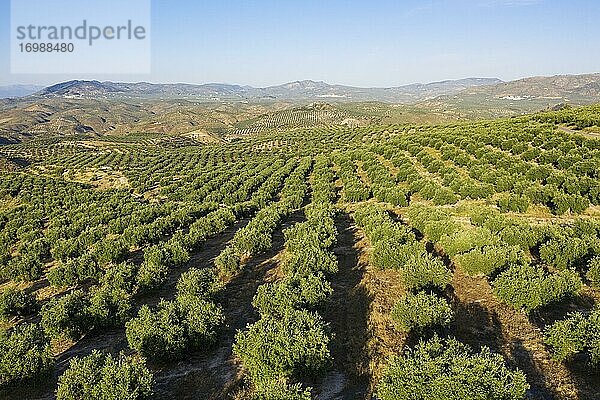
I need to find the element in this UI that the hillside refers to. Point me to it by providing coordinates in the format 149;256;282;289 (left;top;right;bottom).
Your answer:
0;98;465;144
467;73;600;100
1;104;600;399
33;78;502;102
0;85;44;99
420;73;600;119
3;73;600;144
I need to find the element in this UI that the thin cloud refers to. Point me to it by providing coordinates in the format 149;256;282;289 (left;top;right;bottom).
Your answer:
480;0;542;7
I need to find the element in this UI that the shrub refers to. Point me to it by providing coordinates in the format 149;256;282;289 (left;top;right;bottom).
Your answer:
41;290;92;340
176;296;224;348
126;297;224;361
56;350;153;400
215;246;241;276
439;227;498;257
496;194;530;213
398;254;452;291
47;255;100;288
88;284;133;327
492;264;582;314
282;246;339;276
539;236;596;271
102;261;137;293
0;323;53;386
0;286;36;320
455;245;524;277
371;241;425;271
423;219;460;242
251;379;312;400
136;260;168;291
233;309;331;385
1;254;43;282
390;292;453;332
498;223;544;250
89;262;137;327
253;272;333;316
376;336;529;400
432;187;459;205
544;311;595;364
176;267;222;300
586;256;600;287
125;301;187;361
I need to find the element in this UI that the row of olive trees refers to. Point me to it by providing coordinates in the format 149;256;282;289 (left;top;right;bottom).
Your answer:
234;163;339;399
215;158;312;277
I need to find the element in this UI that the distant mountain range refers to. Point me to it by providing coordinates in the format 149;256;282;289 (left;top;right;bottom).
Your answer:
3;74;599;104
458;73;600;101
417;73;600;119
0;85;44;99
27;77;503;103
1;73;599;144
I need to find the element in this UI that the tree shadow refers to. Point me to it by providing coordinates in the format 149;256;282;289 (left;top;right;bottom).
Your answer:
505;339;560;400
152;209;306;400
0;217;266;400
311;212;372;399
446;296;504;354
527;295;600;400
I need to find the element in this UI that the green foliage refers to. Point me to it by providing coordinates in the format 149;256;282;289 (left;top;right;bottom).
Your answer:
125;301;187;361
215;245;241;276
233;309;331;385
176;267;223;301
391;292;453;332
176;296;224;348
439;227;499;257
89;283;132;328
310;155;336;205
371;240;425;271
539;235;599;271
1;253;43;282
48;255;100;288
398;253;452;291
0;286;36;320
136;259;169;291
354;204;424;271
282;245;339;276
423;219;460;243
496;193;530;213
253;272;333;316
377;336;528;400
334;154;371;202
41;290;92;340
56;350;153;400
544;308;600;365
251;379;312;400
0;323;53;386
586;256;600;287
455;245;524;277
127;267;224;360
492;264;582;313
88;262;136;327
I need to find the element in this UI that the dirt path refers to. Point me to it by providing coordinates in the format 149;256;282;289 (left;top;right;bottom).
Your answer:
0;218;250;400
558;125;600;139
449;266;599;400
312;212;370;399
151;211;306;400
321;211;409;399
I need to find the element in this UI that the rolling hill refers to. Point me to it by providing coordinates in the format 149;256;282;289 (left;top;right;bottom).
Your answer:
2;73;600;143
34;78;502;102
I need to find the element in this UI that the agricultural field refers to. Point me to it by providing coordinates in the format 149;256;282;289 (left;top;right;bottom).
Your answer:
1;103;600;400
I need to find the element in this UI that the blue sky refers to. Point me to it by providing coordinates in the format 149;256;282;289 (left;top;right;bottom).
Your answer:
0;0;598;87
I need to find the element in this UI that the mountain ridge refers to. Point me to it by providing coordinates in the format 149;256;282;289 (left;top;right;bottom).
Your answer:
32;77;503;103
